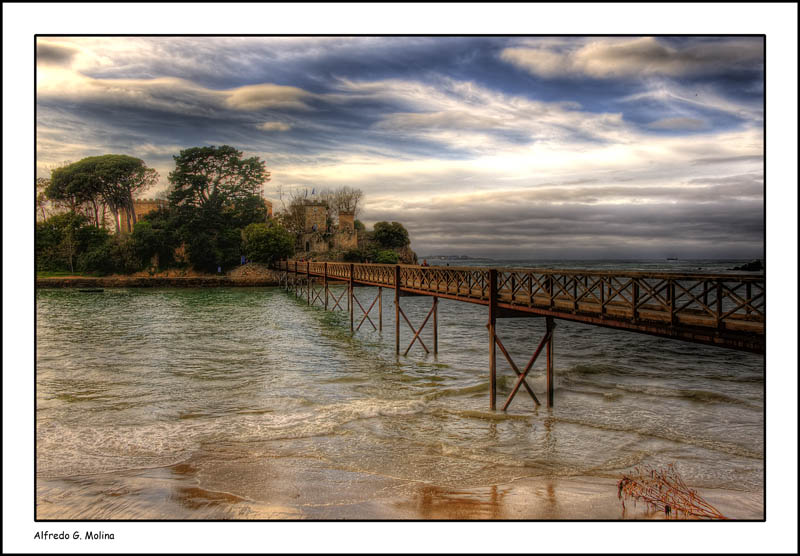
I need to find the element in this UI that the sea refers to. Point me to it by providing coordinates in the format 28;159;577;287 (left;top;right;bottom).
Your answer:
35;259;764;519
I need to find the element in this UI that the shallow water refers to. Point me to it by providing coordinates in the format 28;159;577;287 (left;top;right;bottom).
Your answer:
35;259;764;519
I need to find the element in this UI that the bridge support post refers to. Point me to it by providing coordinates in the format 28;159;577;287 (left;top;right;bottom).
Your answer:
306;262;310;305
324;263;329;310
394;265;400;354
433;296;438;355
546;316;556;408
489;269;497;410
349;263;355;333
378;287;383;331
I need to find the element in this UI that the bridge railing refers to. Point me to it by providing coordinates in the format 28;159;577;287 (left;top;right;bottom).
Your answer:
275;261;764;332
494;269;763;331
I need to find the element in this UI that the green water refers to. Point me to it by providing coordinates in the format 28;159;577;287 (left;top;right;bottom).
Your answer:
36;282;764;518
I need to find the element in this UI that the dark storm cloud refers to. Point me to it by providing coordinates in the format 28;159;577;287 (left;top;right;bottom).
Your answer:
691;155;763;166
366;181;764;259
500;37;763;79
36;43;77;66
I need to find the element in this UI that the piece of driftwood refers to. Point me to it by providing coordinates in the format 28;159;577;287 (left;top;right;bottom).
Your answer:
617;464;726;519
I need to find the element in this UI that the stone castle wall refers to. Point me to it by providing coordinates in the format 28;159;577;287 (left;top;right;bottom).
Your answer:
334;211;357;250
119;199;168;233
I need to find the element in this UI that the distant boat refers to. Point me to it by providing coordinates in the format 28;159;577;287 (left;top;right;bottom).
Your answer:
666;257;679;261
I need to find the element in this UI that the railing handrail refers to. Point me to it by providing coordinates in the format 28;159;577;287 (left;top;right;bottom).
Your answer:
278;260;763;281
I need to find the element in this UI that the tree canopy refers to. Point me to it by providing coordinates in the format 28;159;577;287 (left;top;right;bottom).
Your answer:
168;145;270;210
372;221;410;249
47;155;158;231
242;222;295;264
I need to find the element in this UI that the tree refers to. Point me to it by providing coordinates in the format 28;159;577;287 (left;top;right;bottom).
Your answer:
275;185;318;242
132;219;178;269
35;211;110;272
374;250;399;264
47;161;103;226
36;177;50;220
47;155;158;232
319;186;363;220
95;155;159;232
165;146;272;273
241;222;295;264
372;221;410;249
168;145;269;210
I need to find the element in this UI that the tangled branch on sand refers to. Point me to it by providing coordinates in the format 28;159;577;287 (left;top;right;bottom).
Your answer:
617;464;726;519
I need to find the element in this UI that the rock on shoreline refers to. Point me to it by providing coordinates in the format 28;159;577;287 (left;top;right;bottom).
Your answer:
728;260;764;272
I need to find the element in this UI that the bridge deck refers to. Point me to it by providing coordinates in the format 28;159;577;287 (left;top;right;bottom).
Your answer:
276;261;764;353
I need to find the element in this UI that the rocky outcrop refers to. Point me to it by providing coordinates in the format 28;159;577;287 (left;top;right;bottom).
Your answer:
728;260;764;272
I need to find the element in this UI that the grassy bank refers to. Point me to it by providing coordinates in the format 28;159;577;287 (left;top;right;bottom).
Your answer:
36;263;280;288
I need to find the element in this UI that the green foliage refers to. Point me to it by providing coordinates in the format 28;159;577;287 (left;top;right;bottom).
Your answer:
354;219;366;232
36;212;98;272
342;248;365;262
36;210;140;275
47;155;157;229
108;234;141;274
77;242;113;275
168;145;269;210
166;145;272;272
40;146;277;275
132;215;179;269
242;222;294;264
374;250;399;264
185;228;241;273
372;221;410;249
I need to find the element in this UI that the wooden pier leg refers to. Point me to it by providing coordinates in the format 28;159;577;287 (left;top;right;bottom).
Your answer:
546;316;555;408
349;263;355;333
395;265;401;354
489;269;498;410
324;263;329;310
433;296;438;355
306;263;311;305
379;287;383;331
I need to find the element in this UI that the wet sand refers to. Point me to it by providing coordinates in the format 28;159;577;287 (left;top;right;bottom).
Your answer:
36;454;763;520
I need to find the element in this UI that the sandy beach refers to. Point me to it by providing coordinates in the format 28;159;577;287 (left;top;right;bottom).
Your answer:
36;453;763;520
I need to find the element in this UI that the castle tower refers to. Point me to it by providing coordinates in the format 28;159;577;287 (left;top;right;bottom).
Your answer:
300;201;329;253
303;201;327;232
334;211;358;250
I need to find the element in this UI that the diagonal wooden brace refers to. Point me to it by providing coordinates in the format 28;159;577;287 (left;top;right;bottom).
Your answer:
310;282;324;306
501;328;552;411
398;305;432;355
330;287;347;311
355;291;380;331
493;332;541;406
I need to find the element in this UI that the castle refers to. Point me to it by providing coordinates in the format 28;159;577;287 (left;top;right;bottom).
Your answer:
299;200;357;254
118;199;168;233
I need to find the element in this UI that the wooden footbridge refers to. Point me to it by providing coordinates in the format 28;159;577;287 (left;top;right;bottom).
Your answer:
274;261;764;411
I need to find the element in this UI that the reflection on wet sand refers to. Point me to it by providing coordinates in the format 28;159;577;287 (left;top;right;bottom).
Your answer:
397;484;511;519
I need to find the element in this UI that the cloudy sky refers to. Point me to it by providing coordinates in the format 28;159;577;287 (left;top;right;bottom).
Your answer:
35;36;764;259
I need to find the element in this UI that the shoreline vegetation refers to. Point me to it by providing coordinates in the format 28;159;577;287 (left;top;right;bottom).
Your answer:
36;262;281;288
37;147;419;282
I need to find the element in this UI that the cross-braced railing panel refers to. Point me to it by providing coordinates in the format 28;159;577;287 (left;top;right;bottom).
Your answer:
308;261;325;275
353;263;395;285
327;262;351;280
278;261;764;343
